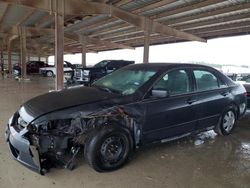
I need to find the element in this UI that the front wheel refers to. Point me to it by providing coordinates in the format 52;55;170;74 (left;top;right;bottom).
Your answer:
46;71;54;77
84;125;133;172
215;109;237;135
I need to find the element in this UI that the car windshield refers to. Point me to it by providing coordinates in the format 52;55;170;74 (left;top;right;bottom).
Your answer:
94;60;110;68
93;68;156;95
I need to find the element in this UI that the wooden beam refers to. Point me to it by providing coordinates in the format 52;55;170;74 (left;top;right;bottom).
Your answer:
108;3;206;42
20;27;27;79
97;11;250;42
0;3;8;24
0;42;3;77
35;14;52;28
55;0;64;90
7;39;11;74
64;32;134;50
76;0;176;34
16;9;34;25
0;24;134;51
143;18;151;64
80;35;86;66
0;0;206;42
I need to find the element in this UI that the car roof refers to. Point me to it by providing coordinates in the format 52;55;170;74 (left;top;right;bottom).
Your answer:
125;63;216;71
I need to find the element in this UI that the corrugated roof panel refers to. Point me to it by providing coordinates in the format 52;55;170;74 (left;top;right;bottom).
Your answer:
1;0;250;54
120;0;156;11
79;19;124;34
185;17;250;30
141;0;197;16
0;3;8;19
158;0;248;22
23;11;48;26
2;5;28;25
65;15;110;32
171;8;250;26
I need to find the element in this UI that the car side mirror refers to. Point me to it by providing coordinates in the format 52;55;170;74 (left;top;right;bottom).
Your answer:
151;90;169;98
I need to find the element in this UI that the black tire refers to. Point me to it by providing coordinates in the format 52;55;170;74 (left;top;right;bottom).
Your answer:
46;71;54;77
84;125;133;172
215;108;237;136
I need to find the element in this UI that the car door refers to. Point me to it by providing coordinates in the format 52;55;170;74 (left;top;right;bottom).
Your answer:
141;69;197;144
106;61;118;74
191;69;230;131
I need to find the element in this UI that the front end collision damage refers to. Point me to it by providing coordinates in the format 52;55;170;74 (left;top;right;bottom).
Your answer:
6;104;144;174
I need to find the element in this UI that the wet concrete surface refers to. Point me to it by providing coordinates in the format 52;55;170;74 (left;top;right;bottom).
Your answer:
0;76;250;188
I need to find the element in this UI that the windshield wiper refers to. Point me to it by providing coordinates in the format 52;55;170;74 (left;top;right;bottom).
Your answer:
94;85;121;94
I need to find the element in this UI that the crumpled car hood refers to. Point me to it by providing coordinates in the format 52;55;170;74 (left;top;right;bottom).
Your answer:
23;86;119;118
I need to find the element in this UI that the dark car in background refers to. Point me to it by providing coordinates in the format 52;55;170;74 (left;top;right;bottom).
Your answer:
13;61;48;76
74;60;134;85
5;63;247;174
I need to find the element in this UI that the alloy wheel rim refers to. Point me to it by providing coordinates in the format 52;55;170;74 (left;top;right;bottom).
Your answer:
222;111;235;132
47;72;53;77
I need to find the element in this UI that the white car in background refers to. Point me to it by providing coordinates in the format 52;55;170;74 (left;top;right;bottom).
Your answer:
40;61;75;77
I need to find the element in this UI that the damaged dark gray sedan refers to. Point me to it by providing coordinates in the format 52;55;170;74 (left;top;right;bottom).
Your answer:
5;63;247;174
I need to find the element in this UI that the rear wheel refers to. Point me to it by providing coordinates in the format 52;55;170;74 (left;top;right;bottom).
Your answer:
84;125;133;172
215;109;236;135
46;71;54;77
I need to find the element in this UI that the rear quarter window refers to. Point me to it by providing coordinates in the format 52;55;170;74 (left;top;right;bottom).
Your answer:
193;70;220;91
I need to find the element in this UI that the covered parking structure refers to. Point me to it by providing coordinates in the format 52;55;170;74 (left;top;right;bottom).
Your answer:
0;1;250;188
0;0;250;89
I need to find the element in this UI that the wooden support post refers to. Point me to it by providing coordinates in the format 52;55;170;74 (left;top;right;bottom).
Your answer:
20;27;27;79
7;40;12;74
0;43;4;77
55;0;64;90
45;56;48;64
143;18;151;63
38;55;41;61
80;35;86;67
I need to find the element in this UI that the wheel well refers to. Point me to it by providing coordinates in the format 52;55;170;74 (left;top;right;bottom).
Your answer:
85;115;137;148
227;103;239;119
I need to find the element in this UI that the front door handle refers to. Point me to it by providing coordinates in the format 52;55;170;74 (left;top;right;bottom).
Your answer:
221;91;229;96
187;98;197;104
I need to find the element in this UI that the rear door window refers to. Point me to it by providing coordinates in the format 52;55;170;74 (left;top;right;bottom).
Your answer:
193;70;220;91
153;69;190;95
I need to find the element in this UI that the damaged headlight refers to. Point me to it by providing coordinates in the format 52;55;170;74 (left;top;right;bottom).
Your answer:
28;119;73;135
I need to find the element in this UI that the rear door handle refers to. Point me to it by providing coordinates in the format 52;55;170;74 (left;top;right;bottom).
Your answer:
187;98;197;104
221;91;229;96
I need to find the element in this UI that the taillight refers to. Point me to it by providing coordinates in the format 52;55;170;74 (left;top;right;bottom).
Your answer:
243;92;247;97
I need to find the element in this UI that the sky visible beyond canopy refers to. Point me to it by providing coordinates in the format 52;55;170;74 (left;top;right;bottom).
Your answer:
49;35;250;67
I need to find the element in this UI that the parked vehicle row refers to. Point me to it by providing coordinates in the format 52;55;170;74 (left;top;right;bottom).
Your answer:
5;63;247;174
39;61;76;77
12;60;133;84
13;61;50;76
74;60;135;85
